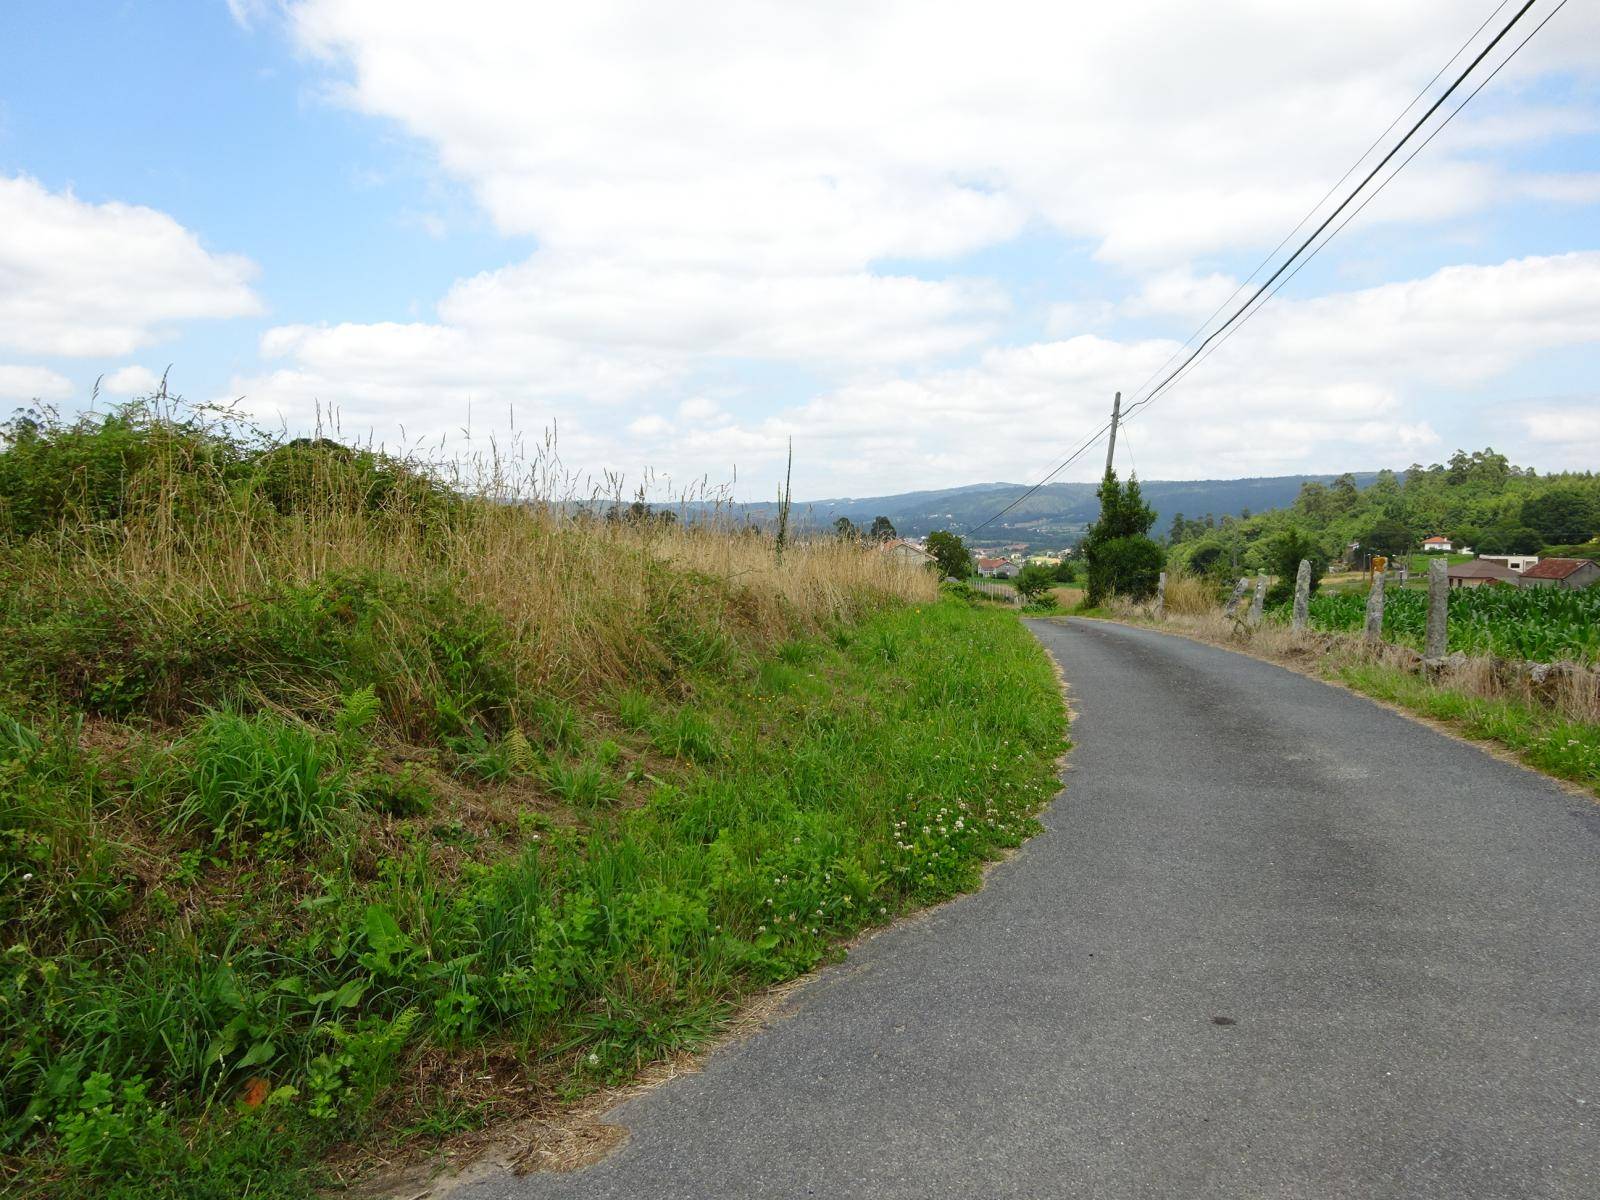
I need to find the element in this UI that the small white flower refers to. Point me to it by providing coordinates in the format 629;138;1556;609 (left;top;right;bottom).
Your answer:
587;1052;600;1066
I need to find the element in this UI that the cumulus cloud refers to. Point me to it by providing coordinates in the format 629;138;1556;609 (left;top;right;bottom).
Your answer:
101;365;164;396
0;176;262;358
226;1;1600;492
284;0;1600;270
0;364;73;404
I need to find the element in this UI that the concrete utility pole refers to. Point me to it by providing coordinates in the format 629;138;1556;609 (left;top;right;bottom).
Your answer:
1103;391;1121;476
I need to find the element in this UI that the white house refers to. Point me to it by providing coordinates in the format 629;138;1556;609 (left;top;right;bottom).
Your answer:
1422;536;1453;552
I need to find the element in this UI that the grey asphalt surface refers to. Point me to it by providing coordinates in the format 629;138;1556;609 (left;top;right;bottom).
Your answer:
460;618;1600;1199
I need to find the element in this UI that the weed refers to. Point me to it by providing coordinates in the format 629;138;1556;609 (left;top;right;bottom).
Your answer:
649;706;721;762
543;757;621;807
168;712;350;846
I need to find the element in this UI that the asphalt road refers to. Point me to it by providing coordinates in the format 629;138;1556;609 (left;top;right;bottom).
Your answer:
460;618;1600;1199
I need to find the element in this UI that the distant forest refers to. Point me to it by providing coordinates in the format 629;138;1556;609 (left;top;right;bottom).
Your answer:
1165;449;1600;575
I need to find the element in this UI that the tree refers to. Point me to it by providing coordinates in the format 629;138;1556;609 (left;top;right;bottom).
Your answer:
1015;563;1056;603
1294;481;1330;521
1331;473;1359;511
1363;518;1413;559
1521;488;1598;545
1476;524;1542;554
833;516;859;540
868;515;897;542
1264;527;1326;606
1168;511;1186;544
1082;469;1164;603
925;529;972;579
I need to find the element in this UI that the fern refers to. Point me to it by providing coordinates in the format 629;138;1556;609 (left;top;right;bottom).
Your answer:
335;685;380;742
501;728;536;774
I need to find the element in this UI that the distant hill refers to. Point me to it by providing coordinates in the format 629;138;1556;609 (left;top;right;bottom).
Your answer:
736;473;1382;549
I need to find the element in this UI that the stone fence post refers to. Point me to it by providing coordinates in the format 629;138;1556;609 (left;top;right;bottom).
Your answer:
1291;558;1312;632
1224;577;1249;616
1364;568;1386;644
1248;574;1267;625
1425;557;1448;661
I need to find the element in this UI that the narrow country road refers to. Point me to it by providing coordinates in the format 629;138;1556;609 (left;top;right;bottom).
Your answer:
460;618;1600;1200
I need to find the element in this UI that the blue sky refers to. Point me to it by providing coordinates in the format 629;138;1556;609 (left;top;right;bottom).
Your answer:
3;0;1599;499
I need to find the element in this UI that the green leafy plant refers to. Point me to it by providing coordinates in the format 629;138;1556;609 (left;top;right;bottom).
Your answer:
169;712;350;845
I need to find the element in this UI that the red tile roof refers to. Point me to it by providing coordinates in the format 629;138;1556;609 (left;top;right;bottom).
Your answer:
1519;557;1594;580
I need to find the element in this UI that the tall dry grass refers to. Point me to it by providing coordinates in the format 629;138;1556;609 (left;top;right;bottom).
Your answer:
5;401;936;706
1159;568;1217;616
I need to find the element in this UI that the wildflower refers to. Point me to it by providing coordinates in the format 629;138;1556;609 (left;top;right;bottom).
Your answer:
587;1052;600;1066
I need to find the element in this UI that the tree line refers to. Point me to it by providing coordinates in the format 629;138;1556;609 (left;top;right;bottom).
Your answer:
1167;449;1599;579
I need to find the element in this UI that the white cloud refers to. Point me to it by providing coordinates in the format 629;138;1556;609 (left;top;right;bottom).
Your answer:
101;365;164;396
285;0;1600;270
0;364;73;404
227;2;1600;493
235;250;1600;496
1518;403;1600;468
0;176;262;358
1121;270;1242;320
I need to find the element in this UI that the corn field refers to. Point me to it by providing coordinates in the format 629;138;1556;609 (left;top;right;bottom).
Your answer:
1293;585;1600;664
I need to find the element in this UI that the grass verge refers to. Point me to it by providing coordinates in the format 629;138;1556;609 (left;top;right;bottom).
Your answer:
3;599;1065;1198
1;402;1068;1195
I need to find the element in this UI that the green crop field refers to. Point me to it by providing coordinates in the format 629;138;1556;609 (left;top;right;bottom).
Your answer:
1286;584;1600;664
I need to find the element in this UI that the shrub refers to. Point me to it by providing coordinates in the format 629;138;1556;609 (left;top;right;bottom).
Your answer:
1264;527;1327;606
1086;535;1165;603
1081;469;1164;603
1014;564;1056;603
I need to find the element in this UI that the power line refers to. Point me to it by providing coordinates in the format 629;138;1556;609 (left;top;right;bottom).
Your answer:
967;0;1539;538
1120;0;1517;410
968;420;1113;534
1120;0;1539;423
1120;0;1570;428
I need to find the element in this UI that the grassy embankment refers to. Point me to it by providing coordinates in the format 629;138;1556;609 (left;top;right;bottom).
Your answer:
0;405;1068;1197
1096;574;1600;796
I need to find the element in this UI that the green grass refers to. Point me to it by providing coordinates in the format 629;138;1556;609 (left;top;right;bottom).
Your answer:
1335;661;1600;792
0;599;1066;1197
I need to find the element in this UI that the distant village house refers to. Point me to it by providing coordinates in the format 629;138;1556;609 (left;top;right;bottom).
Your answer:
1422;536;1453;552
1446;559;1518;589
1478;554;1539;573
1516;558;1600;590
881;539;935;567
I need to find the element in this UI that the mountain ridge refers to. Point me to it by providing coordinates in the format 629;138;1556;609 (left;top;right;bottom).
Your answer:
736;472;1385;546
